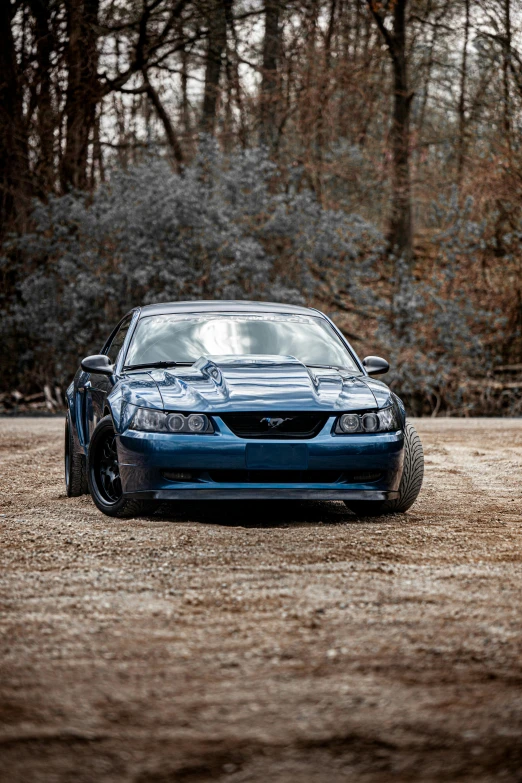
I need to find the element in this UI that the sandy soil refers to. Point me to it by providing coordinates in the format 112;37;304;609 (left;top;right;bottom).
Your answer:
0;416;521;783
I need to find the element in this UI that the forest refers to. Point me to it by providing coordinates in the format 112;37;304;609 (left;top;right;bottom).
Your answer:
1;0;522;415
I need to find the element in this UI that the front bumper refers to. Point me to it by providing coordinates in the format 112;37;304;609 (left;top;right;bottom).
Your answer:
117;416;404;501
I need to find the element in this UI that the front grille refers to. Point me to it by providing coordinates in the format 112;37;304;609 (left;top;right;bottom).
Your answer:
221;412;328;439
208;470;342;484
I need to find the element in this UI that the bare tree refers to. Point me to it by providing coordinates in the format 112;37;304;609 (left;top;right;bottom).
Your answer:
1;0;522;250
0;0;30;233
502;0;512;147
28;0;55;196
367;0;413;264
60;0;100;191
457;0;470;180
200;0;229;134
259;0;282;150
143;72;185;171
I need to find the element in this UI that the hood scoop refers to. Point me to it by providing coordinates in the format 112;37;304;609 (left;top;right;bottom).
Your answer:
193;353;318;389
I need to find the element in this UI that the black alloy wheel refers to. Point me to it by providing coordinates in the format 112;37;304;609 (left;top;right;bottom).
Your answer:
95;430;122;503
87;415;155;518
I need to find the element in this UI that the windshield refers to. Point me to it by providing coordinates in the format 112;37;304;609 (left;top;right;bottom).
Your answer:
125;313;359;371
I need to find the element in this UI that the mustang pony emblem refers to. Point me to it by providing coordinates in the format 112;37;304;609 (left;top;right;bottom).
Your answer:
260;417;293;429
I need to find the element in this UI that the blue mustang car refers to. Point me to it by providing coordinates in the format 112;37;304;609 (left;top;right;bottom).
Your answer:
65;301;423;518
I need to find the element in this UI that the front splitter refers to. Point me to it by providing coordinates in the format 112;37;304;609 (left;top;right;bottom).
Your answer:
125;488;399;501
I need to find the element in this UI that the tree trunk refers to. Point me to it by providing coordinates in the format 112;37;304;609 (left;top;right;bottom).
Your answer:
227;8;248;148
180;43;191;137
0;1;30;235
200;0;228;135
502;0;512;149
367;0;413;264
314;0;336;200
457;0;470;180
389;0;413;263
60;0;100;192
416;0;451;146
259;0;281;150
29;0;56;196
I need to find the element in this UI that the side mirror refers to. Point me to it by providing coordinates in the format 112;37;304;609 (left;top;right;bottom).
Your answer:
362;355;390;375
81;354;114;376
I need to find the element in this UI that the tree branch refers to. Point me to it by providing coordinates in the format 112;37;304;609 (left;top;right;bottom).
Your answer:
142;70;184;172
365;0;398;66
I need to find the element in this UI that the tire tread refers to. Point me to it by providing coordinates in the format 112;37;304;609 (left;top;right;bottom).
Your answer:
346;420;424;517
66;417;88;497
381;421;424;512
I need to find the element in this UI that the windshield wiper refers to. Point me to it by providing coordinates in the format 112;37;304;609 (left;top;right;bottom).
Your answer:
123;361;193;371
306;364;352;372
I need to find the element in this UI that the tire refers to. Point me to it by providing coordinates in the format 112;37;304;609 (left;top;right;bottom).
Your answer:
346;421;424;517
65;414;88;497
87;415;156;519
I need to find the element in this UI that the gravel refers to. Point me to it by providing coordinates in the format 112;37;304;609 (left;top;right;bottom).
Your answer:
0;416;521;782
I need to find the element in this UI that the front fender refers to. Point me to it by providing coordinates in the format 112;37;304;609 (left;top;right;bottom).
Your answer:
107;372;164;433
392;393;407;427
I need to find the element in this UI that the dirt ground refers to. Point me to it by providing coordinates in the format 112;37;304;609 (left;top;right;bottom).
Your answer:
0;417;521;783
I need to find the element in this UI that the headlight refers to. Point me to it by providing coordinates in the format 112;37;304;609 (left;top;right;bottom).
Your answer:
130;408;213;434
335;406;399;434
186;414;207;432
131;408;166;432
167;414;184;432
338;413;359;433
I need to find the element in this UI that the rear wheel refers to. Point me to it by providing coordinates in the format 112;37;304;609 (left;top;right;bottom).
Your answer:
346;421;424;517
65;414;88;497
87;415;155;518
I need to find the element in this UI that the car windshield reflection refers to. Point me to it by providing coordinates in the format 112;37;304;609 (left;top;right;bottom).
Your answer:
124;313;359;372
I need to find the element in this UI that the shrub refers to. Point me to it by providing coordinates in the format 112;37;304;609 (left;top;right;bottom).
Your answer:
1;150;517;415
0;143;380;392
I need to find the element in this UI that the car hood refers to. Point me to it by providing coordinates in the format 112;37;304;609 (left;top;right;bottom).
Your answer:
119;355;394;413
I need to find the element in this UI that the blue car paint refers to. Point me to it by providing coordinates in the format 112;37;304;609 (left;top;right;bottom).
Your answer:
66;300;406;502
117;421;404;500
144;355;388;413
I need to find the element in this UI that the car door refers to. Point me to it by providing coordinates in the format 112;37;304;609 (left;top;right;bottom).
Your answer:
85;314;134;442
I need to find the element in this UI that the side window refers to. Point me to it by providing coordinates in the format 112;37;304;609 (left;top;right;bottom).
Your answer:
106;316;133;364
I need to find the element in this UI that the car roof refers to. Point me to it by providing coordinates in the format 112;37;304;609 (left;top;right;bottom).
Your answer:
137;300;324;318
